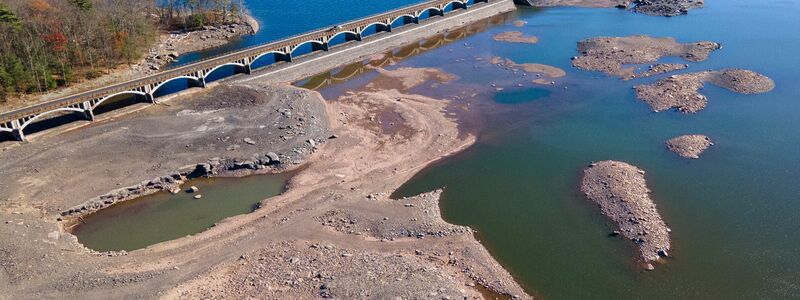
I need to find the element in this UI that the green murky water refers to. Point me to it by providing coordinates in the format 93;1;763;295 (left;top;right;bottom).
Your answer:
72;174;291;252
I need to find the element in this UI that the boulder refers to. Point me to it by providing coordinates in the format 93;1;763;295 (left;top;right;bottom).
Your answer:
266;152;280;163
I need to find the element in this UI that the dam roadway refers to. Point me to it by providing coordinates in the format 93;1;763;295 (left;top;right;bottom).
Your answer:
0;0;517;142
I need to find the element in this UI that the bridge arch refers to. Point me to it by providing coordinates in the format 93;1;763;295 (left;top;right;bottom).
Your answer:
359;22;391;36
204;62;247;80
19;108;86;131
91;91;147;110
251;50;291;67
417;7;445;20
389;14;417;25
290;40;328;56
151;75;202;95
443;0;468;11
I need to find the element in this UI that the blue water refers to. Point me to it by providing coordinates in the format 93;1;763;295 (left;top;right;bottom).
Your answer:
169;0;426;66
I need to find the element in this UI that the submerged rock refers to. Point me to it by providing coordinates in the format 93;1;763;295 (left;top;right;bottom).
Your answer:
581;161;671;263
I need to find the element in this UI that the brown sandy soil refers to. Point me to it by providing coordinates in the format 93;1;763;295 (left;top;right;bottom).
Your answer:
581;161;671;267
0;72;530;298
666;134;713;158
492;31;539;44
634;69;775;113
1;19;257;113
571;35;719;79
491;57;566;85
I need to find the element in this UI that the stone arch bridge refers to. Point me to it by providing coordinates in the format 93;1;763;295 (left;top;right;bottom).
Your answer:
0;0;494;142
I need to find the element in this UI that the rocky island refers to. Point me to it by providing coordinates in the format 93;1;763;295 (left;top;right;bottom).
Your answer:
666;134;713;159
571;35;720;80
634;69;775;113
581;161;671;266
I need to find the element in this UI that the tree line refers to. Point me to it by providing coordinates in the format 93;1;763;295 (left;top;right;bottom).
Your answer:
0;0;247;104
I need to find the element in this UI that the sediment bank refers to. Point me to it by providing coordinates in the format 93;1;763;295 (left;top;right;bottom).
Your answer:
581;161;671;265
493;31;539;44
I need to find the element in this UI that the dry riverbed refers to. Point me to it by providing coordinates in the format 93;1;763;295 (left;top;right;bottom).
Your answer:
0;67;530;298
581;161;671;268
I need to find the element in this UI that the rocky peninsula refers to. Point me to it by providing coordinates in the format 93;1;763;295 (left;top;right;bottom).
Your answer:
581;161;671;265
666;134;713;158
571;35;720;80
634;69;775;113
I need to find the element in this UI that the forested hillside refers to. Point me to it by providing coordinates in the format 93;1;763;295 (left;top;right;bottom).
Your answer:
0;0;247;103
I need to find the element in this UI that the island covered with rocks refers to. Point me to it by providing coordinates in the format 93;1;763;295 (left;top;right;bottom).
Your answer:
666;134;713;159
634;69;775;113
581;161;671;268
571;35;720;80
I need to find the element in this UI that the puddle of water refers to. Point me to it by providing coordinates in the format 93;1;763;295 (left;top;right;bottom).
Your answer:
72;173;292;252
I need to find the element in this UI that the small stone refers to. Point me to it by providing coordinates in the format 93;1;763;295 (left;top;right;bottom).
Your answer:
187;186;199;193
193;194;203;199
645;263;655;271
243;137;256;145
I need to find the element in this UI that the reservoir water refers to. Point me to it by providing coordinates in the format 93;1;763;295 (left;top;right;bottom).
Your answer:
172;0;799;298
